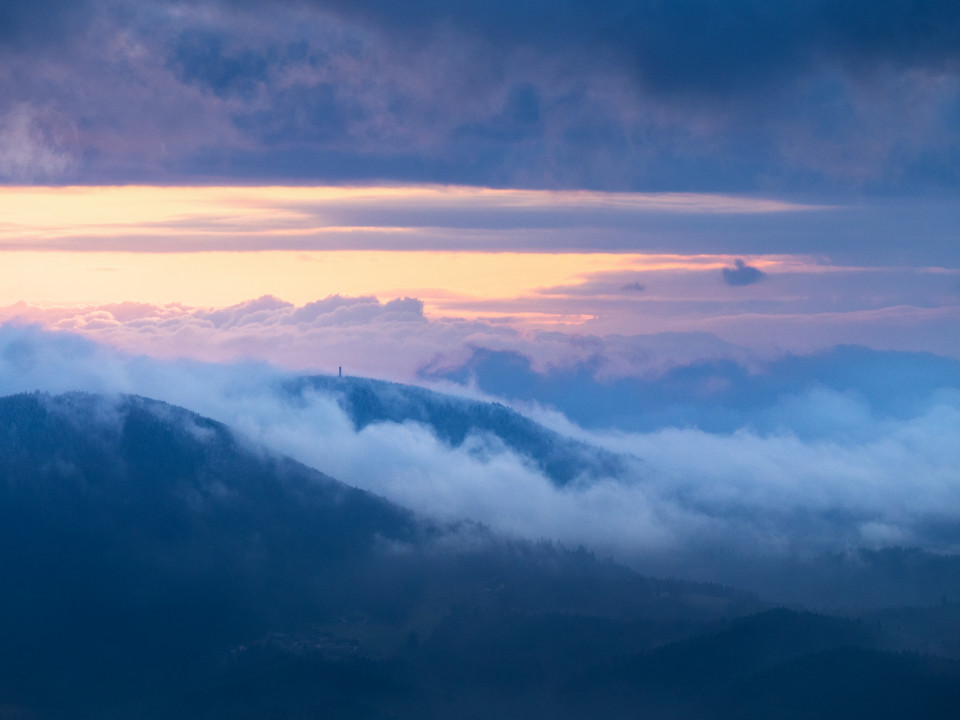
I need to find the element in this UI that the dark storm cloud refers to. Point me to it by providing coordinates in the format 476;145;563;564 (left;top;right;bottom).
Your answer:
308;0;960;82
11;0;960;82
1;0;959;191
722;259;767;286
0;0;87;48
170;29;271;99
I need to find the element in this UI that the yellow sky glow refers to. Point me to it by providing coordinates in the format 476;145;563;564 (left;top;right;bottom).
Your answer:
0;250;729;309
0;185;808;317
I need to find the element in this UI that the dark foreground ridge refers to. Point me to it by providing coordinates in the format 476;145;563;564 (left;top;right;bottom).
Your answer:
1;392;959;719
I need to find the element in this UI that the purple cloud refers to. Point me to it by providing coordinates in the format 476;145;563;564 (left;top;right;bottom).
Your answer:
722;259;767;287
0;0;958;192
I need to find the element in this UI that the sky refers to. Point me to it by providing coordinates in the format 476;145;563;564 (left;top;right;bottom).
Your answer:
0;0;957;369
2;1;960;570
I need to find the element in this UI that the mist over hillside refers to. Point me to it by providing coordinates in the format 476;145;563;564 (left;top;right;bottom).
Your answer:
1;325;960;607
422;344;960;438
286;371;960;607
286;373;635;486
2;390;960;719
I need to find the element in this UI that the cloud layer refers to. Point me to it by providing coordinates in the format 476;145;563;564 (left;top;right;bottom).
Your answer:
5;245;959;365
2;323;959;586
1;0;959;193
4;186;960;270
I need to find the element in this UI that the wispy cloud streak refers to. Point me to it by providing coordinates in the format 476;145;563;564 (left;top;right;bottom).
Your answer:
0;185;814;252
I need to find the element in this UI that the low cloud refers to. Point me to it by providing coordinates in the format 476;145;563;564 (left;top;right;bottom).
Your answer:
722;259;767;286
2;324;960;592
423;344;960;438
0;295;460;379
5;286;960;385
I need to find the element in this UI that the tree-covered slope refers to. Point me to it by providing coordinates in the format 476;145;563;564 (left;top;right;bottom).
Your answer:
287;374;633;485
1;391;957;719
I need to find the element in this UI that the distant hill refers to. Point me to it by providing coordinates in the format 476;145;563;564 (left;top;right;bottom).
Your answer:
565;609;960;719
286;374;637;485
1;391;958;719
420;344;960;435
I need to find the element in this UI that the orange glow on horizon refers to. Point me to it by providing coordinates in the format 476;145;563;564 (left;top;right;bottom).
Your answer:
0;185;814;325
0;250;752;308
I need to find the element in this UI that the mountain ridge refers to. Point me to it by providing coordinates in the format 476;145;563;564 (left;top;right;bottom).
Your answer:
2;390;958;719
286;374;636;486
